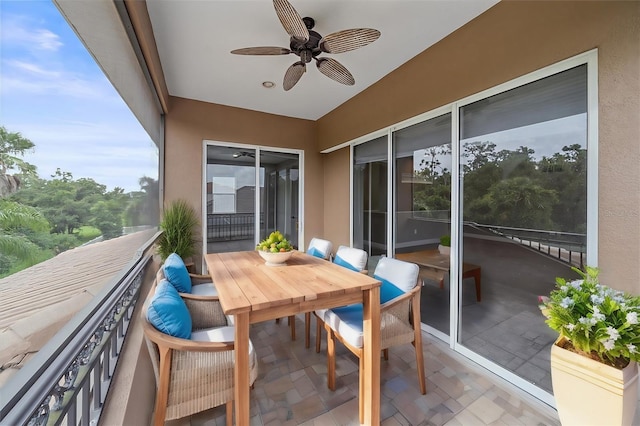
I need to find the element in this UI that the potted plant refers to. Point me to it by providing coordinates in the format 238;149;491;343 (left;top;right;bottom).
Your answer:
156;199;199;262
438;235;451;255
540;266;640;425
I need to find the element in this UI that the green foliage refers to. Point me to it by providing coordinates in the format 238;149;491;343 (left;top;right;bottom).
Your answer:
11;169;129;238
77;226;102;240
90;199;125;239
543;266;640;367
156;199;199;261
0;200;50;267
0;126;37;176
123;177;160;226
439;235;451;247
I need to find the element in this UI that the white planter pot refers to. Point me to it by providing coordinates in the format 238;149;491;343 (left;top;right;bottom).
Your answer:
438;244;450;255
551;337;638;426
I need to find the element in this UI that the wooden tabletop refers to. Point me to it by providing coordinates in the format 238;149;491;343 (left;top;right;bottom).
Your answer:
205;250;381;319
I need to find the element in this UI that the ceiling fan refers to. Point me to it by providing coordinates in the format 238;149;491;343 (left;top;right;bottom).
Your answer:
231;0;381;91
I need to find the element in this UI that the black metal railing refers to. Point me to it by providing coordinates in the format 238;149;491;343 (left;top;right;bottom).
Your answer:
477;224;586;268
0;234;157;426
207;213;259;241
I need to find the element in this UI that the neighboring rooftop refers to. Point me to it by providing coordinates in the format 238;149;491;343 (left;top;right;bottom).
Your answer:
0;229;156;385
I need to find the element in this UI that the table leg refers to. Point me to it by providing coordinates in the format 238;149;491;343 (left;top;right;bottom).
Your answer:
234;312;250;425
362;286;380;425
473;270;482;302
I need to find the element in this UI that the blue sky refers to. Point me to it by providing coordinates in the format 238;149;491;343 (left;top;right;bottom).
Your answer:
0;0;158;192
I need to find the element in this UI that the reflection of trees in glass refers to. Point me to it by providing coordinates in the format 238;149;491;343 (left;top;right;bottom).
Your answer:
463;141;586;232
123;176;160;227
413;145;451;212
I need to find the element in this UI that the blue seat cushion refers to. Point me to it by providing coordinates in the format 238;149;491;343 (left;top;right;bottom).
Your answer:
375;275;405;304
307;246;324;259
163;253;191;293
147;279;192;339
323;277;406;347
333;255;359;272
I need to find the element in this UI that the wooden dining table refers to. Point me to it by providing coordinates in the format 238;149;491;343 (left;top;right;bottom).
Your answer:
204;250;382;425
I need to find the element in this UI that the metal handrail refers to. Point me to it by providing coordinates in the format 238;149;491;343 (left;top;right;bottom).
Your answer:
0;231;160;426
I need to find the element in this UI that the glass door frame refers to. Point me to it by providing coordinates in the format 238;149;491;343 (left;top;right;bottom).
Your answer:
201;140;304;267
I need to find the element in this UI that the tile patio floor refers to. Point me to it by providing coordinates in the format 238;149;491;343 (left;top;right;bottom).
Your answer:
166;315;561;426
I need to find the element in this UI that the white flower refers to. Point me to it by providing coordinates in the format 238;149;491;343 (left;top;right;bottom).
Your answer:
590;294;605;305
592;306;605;322
626;312;639;325
560;297;574;308
565;323;576;331
627;344;637;354
579;317;595;329
606;326;620;341
602;339;615;351
569;280;582;289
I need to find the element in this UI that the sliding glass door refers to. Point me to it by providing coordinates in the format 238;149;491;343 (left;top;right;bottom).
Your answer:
353;136;388;271
457;64;588;393
205;144;300;254
351;54;594;402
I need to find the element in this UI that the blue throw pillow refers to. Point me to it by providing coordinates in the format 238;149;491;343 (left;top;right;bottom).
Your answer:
163;253;191;293
147;279;192;339
334;255;359;272
374;274;405;304
307;246;324;259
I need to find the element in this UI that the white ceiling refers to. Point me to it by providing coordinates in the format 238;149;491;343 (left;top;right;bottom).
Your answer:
146;0;499;121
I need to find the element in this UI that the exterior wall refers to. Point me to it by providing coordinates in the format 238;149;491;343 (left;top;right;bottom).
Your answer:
316;1;640;293
323;147;351;248
164;97;321;268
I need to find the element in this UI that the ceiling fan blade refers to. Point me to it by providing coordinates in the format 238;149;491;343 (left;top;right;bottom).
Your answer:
283;62;306;91
273;0;309;43
316;58;355;86
230;47;291;55
319;28;381;54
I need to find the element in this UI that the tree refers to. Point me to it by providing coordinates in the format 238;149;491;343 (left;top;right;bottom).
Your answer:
123;176;160;226
0;126;37;197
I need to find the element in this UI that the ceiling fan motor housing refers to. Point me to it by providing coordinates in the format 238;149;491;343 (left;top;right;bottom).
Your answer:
290;28;322;62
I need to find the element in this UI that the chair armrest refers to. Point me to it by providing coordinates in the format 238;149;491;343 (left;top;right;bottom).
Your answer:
141;318;234;352
189;273;212;284
180;292;220;301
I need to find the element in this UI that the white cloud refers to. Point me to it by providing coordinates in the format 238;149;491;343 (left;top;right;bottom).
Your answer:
1;15;63;52
1;61;118;101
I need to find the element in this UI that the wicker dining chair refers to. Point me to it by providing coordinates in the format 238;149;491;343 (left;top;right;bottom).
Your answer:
320;256;426;424
142;280;257;426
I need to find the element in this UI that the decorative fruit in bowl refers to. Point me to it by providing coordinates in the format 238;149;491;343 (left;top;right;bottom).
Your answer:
257;231;294;266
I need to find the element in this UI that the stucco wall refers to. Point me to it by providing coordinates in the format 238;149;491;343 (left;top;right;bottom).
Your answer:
316;1;640;293
163;97;321;268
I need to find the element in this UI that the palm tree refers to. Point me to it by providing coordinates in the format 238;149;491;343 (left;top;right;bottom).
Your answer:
0;199;49;264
